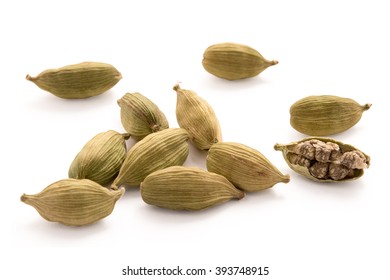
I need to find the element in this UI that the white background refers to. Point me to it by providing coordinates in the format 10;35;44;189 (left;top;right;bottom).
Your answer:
2;0;389;279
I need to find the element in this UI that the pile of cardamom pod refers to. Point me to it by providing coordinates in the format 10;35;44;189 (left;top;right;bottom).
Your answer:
21;42;371;226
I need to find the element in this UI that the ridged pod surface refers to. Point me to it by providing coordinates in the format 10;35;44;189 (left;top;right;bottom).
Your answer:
118;92;169;140
290;95;371;136
274;137;370;182
173;84;222;150
141;166;244;211
111;128;190;189
202;42;278;80
207;142;290;192
68;130;130;186
26;61;122;99
21;179;124;226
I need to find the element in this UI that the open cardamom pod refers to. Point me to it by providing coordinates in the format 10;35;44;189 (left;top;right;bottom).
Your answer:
21;179;124;226
274;137;370;182
26;61;122;99
141;166;244;211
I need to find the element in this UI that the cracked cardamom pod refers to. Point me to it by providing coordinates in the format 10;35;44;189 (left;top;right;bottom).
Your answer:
111;128;190;189
290;95;371;136
118;92;169;140
68;130;130;186
141;166;245;211
21;179;124;226
202;42;278;80
274;137;370;182
207;142;290;192
26;61;122;99
173;84;222;150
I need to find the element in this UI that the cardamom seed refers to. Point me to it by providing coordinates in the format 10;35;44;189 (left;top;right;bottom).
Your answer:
207;142;290;192
202;42;278;80
140;166;245;211
111;128;190;189
173;84;222;150
118;92;169;140
274;137;370;182
26;61;122;99
68;130;130;186
21;179;124;226
290;95;371;136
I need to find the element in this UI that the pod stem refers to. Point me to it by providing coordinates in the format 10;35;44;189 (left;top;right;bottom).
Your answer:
237;190;245;200
122;132;131;140
363;103;372;111
25;74;35;81
113;187;126;201
20;193;33;204
274;143;285;151
173;83;181;92
281;174;290;183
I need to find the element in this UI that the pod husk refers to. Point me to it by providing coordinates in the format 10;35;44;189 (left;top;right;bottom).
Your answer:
202;42;278;80
290;95;371;136
21;179;124;226
118;92;169;140
207;142;290;192
26;61;122;99
141;166;244;211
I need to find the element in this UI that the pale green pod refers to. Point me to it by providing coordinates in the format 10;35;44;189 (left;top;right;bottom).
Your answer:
141;166;245;211
68;130;130;186
290;95;371;136
274;137;370;182
26;61;122;99
118;92;169;140
111;128;190;189
202;42;278;80
173;84;222;150
21;179;124;226
207;142;290;192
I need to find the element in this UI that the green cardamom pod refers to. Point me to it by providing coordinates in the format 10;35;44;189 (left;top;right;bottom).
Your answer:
274;137;370;182
118;92;169;140
21;179;124;226
290;95;371;136
111;128;190;189
26;61;122;99
207;142;290;192
68;130;130;186
141;166;245;211
173;84;222;150
202;42;278;80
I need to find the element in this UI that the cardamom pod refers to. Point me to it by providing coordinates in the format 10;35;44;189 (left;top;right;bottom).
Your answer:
290;95;371;136
26;61;122;99
274;137;370;182
118;92;169;140
141;166;245;211
111;128;190;189
68;130;130;186
207;142;290;192
202;42;278;80
21;179;124;226
173;84;222;150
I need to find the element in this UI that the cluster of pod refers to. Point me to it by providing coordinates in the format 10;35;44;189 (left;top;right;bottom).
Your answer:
21;82;291;226
22;42;371;227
